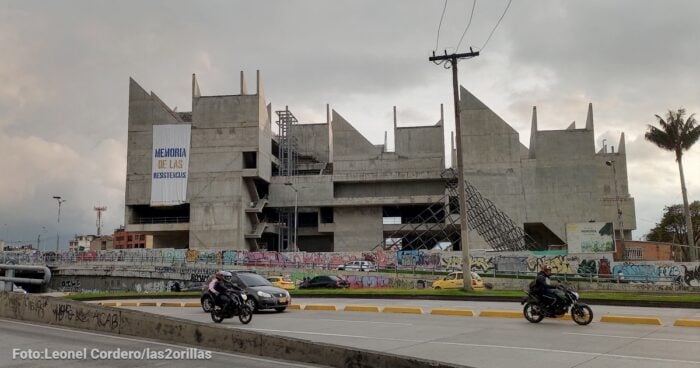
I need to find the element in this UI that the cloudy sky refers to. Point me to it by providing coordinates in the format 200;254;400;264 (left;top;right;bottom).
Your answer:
1;0;699;249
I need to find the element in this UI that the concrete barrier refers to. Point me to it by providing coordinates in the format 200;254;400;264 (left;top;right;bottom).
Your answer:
137;302;158;307
478;310;522;318
0;292;467;368
304;304;337;311
674;319;700;327
118;302;138;307
159;302;183;307
287;304;302;310
600;315;662;325
383;306;423;314
183;302;200;308
430;309;475;317
344;305;381;313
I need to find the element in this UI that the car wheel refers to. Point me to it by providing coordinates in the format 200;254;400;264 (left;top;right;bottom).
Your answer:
201;296;214;313
245;298;257;313
434;286;441;290
275;307;287;313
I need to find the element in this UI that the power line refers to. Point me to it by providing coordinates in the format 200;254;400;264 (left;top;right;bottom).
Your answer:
434;0;448;51
456;0;478;52
480;0;513;52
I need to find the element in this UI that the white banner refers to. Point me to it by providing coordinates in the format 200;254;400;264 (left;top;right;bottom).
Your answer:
150;124;191;206
566;222;615;253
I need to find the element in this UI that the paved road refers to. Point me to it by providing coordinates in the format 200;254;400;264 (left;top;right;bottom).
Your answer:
116;298;700;368
0;318;327;368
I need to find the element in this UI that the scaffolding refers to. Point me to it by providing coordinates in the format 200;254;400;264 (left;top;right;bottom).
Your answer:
275;107;299;251
375;169;540;252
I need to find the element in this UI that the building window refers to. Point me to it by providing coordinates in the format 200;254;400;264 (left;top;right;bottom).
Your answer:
383;217;401;225
625;247;643;260
243;152;257;169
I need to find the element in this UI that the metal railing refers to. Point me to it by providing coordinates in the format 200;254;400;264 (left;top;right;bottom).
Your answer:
134;216;190;224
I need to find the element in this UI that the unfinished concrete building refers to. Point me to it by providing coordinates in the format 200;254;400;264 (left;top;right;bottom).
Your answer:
124;72;635;252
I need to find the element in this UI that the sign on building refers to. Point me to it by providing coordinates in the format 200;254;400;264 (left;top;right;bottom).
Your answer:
566;222;615;253
150;124;191;206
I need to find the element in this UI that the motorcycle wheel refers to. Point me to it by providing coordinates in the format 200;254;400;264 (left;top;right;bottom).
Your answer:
201;297;214;313
238;305;253;324
210;309;224;323
571;304;593;326
523;302;545;323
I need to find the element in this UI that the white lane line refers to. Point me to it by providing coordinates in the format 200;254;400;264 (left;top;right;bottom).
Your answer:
0;319;317;368
426;341;700;365
239;328;422;343
564;332;700;344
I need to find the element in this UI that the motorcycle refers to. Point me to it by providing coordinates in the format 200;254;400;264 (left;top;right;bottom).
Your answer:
521;284;593;325
210;289;253;324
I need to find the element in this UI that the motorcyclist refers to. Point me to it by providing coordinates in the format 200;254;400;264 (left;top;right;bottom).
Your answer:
208;271;240;310
534;265;563;307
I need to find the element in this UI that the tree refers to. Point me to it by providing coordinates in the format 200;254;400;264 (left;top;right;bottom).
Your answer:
645;108;700;260
646;201;700;261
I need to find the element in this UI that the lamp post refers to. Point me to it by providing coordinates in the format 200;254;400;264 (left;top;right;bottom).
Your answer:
52;196;66;252
605;160;625;258
284;182;298;252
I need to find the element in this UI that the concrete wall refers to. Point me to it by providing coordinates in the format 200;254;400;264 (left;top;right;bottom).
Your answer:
333;206;384;251
0;293;461;368
293;123;330;162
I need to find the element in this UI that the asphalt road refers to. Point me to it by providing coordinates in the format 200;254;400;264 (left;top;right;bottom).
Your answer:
0;318;327;368
117;298;700;368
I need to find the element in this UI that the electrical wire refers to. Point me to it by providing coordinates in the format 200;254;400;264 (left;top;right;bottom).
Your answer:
480;0;512;52
456;0;477;52
434;0;448;52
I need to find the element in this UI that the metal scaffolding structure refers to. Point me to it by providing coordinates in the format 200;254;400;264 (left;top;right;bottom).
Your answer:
276;107;299;251
375;169;540;252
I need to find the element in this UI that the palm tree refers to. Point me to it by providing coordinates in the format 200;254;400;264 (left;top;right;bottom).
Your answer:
645;108;700;261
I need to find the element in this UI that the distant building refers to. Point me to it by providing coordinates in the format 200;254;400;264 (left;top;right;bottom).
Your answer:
90;235;113;251
123;72;636;252
615;240;676;261
113;227;153;249
68;235;97;252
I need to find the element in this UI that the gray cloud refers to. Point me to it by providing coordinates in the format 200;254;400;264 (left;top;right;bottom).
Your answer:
1;0;699;246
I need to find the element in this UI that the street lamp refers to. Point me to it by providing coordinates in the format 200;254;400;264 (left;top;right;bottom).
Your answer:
52;196;66;252
605;160;625;258
284;182;298;252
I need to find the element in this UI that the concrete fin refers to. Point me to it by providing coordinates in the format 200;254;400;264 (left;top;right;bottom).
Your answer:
150;91;183;123
586;102;594;131
529;106;537;159
240;70;248;95
618;132;626;154
567;121;576;130
459;86;489;111
393;106;397;130
191;73;201;98
332;110;376;150
436;104;444;127
256;70;264;97
129;77;150;101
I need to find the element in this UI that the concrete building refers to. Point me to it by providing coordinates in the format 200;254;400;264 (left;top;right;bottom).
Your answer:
68;235;96;252
90;235;113;251
124;73;635;252
113;227;153;249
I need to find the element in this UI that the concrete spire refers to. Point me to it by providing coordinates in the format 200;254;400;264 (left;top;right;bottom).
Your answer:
256;70;261;95
192;73;201;98
240;71;248;95
618;132;626;154
459;86;489;110
436;103;444;127
326;104;330;124
393;106;397;130
529;106;537;159
567;121;576;130
586;102;594;131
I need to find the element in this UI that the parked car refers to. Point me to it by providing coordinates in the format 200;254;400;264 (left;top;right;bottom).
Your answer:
432;271;485;290
267;275;296;290
337;261;377;272
299;275;349;289
201;271;290;313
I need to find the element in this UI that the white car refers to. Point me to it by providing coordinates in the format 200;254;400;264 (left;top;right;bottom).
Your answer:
337;261;377;272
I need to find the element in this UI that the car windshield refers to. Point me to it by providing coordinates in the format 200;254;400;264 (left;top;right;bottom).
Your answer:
236;273;272;287
328;276;340;281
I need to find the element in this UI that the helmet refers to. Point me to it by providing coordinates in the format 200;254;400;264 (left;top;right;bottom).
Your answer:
222;271;233;282
541;265;552;274
215;271;225;281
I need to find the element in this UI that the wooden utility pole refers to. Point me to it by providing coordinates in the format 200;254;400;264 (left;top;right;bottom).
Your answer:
429;50;479;291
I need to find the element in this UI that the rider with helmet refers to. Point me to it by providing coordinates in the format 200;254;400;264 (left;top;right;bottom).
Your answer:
534;265;564;307
208;271;241;310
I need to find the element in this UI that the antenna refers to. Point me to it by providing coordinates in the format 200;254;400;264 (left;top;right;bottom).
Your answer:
94;206;107;236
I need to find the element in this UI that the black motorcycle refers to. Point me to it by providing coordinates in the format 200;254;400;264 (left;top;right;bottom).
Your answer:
210;289;253;324
521;284;593;325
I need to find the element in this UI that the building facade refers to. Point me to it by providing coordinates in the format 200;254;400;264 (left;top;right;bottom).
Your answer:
124;73;635;252
113;227;153;249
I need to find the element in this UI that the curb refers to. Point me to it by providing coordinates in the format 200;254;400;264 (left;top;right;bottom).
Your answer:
431;308;475;317
478;310;522;318
674;319;700;327
383;306;423;314
600;315;662;325
304;304;337;311
344;305;381;312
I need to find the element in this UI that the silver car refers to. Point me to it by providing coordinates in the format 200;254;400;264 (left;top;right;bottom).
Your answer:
337;261;377;272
